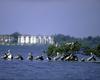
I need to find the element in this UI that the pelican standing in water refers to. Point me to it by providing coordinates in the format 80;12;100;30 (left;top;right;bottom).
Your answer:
53;52;61;61
1;53;8;60
35;55;44;60
4;49;13;60
46;56;52;61
14;54;24;60
87;52;96;61
27;52;33;61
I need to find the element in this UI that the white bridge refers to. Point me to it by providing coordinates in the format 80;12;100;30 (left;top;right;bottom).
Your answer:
18;35;54;45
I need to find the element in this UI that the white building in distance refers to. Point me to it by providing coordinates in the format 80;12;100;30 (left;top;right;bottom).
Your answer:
0;35;14;44
18;35;54;45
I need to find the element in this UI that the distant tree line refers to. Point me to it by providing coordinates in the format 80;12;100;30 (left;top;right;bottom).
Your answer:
10;32;21;39
53;34;100;48
10;32;21;43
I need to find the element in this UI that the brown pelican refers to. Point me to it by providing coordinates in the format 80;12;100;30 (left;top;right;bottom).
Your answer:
87;52;96;62
46;56;52;61
34;55;44;60
53;52;61;61
81;58;85;62
1;53;8;60
14;54;24;60
1;50;13;60
27;52;33;61
65;54;78;61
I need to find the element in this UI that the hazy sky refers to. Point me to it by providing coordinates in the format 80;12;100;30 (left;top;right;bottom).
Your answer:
0;0;100;37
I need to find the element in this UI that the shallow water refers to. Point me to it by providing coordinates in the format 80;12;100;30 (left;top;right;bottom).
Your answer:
0;45;100;80
0;60;100;80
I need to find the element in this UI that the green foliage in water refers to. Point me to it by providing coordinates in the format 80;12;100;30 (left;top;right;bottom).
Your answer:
47;41;81;57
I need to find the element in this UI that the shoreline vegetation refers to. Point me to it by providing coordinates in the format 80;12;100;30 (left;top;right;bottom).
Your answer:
52;34;100;57
47;41;100;58
0;32;100;47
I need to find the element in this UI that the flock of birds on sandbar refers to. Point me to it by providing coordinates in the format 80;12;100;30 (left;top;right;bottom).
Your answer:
0;49;98;62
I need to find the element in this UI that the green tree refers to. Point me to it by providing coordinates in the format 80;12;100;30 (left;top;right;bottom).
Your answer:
94;44;100;57
10;32;21;43
72;41;81;53
47;45;57;57
83;47;95;55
